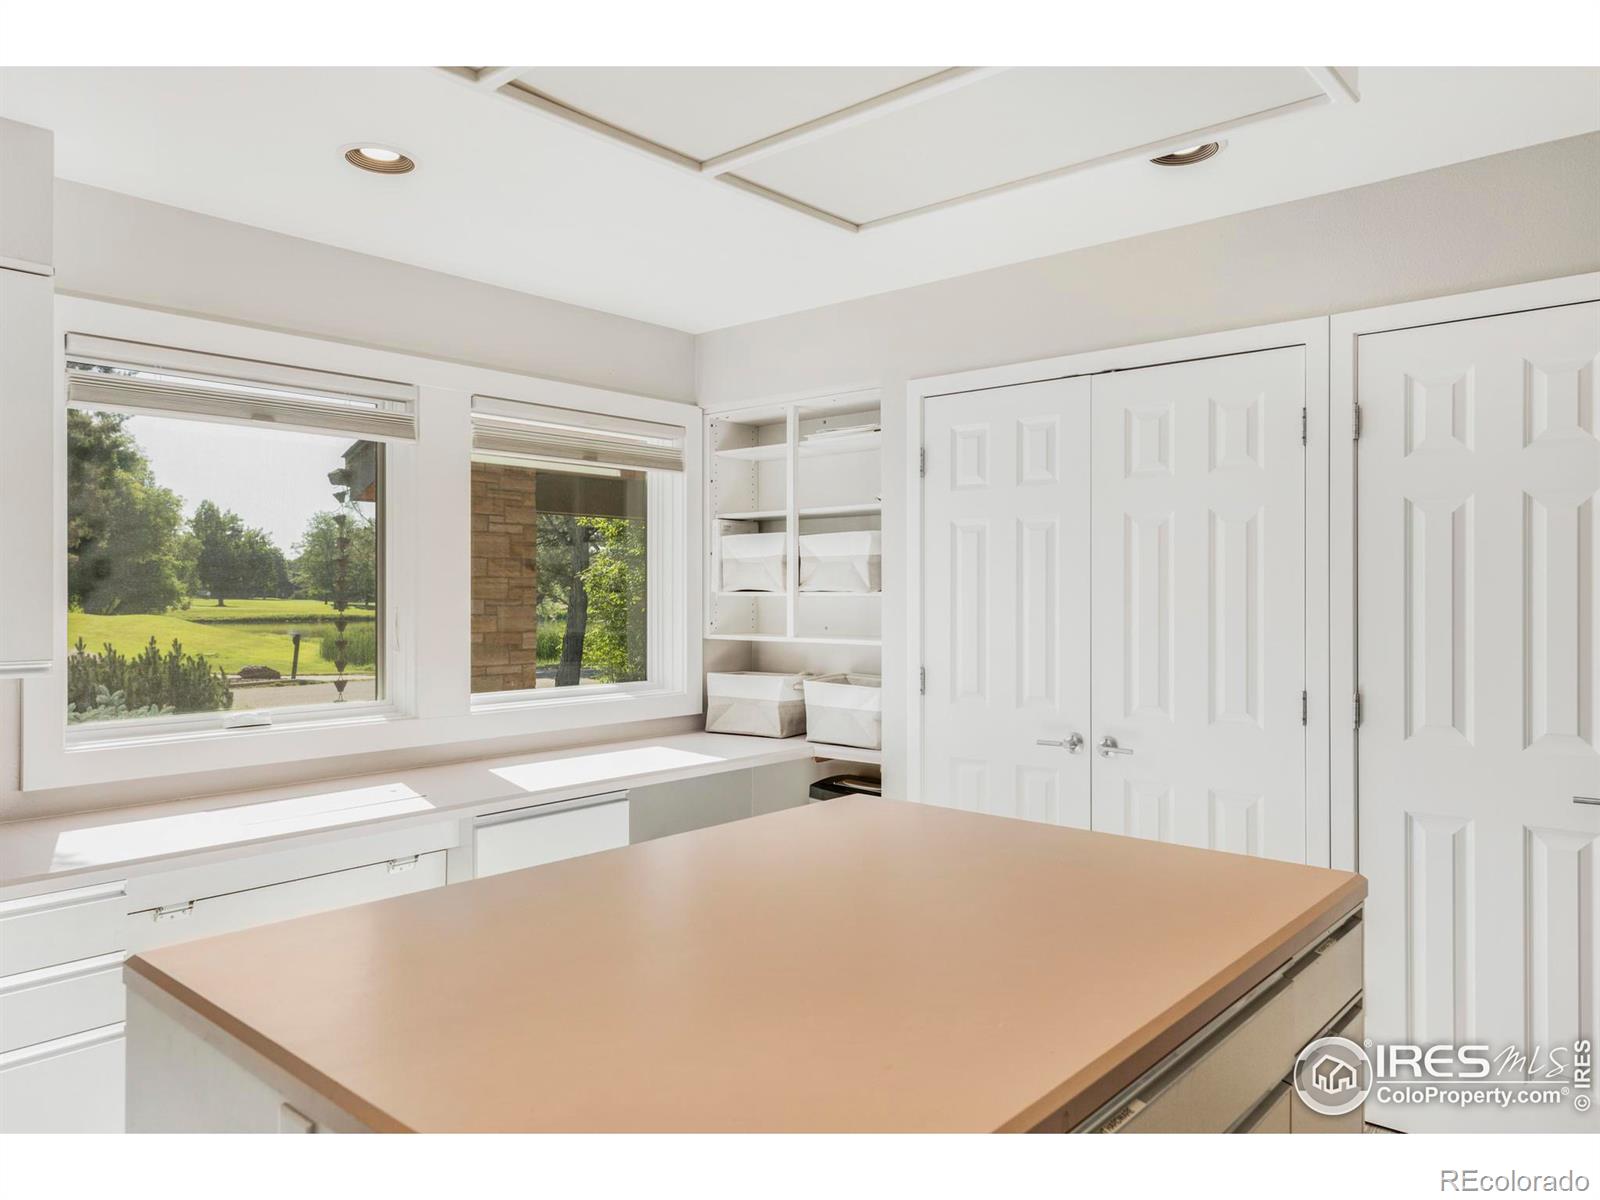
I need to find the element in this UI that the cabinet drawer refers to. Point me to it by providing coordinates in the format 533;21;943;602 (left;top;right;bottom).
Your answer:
0;1023;124;1133
1288;913;1363;1049
0;880;127;976
1238;1083;1292;1133
0;951;126;1053
475;793;629;879
1291;1005;1366;1133
1110;974;1299;1133
128;850;447;952
1094;910;1362;1135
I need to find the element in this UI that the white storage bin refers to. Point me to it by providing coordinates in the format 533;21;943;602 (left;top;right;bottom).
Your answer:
799;530;882;593
706;671;808;738
721;532;787;592
803;674;882;749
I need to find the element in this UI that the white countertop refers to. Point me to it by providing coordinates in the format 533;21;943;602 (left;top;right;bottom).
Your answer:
0;732;821;894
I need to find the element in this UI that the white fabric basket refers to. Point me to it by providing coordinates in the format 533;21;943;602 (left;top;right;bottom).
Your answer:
799;530;882;593
706;671;808;738
721;532;787;592
802;674;882;749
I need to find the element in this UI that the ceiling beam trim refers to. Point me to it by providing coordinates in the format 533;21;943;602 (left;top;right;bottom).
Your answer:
472;66;528;91
698;66;1009;177
1304;66;1360;105
858;90;1339;231
715;175;859;233
437;66;1363;237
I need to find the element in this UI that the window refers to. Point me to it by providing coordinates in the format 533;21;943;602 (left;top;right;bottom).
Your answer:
469;397;683;700
25;299;701;792
62;334;414;729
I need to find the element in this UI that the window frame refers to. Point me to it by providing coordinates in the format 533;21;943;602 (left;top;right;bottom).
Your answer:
59;412;402;742
467;462;674;711
21;297;702;791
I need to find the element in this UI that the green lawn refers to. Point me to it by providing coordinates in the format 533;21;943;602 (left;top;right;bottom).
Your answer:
174;599;375;624
69;603;376;676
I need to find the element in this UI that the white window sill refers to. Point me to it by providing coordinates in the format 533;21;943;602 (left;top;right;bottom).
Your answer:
25;689;704;792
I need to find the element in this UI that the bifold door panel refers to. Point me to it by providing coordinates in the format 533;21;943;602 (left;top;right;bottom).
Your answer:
921;347;1308;861
1357;301;1600;1135
1089;349;1307;861
922;377;1093;826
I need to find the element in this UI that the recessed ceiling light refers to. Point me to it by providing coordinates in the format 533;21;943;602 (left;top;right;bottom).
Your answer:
1150;142;1221;167
343;145;415;175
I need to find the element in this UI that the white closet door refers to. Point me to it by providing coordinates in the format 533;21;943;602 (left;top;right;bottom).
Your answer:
922;376;1092;826
1358;301;1599;1134
1089;348;1307;861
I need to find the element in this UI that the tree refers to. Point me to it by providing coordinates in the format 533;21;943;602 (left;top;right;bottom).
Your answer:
578;517;647;684
290;510;377;605
190;501;288;605
67;410;187;614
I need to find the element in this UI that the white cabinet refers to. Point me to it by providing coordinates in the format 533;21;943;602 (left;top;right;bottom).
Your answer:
0;824;454;1133
474;793;630;878
0;879;127;977
0;118;54;677
0;118;54;270
0;952;126;1054
127;851;448;951
0;267;56;677
0;1024;124;1134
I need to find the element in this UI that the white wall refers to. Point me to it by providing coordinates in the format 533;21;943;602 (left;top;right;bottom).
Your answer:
0;182;699;819
52;181;696;401
694;133;1600;799
5;136;1597;817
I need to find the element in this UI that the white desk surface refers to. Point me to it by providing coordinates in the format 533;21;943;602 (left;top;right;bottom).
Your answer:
0;732;820;894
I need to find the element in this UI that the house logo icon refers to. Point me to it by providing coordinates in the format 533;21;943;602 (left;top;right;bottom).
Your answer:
1311;1053;1358;1094
1293;1036;1373;1116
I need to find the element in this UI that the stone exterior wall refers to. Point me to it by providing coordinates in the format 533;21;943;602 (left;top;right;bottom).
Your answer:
471;463;539;692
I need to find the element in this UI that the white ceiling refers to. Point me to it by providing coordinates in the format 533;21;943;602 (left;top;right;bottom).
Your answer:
0;66;1595;333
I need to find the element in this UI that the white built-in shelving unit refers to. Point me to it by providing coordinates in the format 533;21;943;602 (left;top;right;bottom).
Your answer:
706;390;883;649
705;389;885;765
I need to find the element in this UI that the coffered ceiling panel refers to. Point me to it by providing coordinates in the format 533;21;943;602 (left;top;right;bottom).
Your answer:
512;66;943;161
4;66;1596;331
738;67;1327;224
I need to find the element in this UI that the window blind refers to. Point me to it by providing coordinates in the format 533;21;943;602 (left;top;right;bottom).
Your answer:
64;333;418;442
470;395;684;473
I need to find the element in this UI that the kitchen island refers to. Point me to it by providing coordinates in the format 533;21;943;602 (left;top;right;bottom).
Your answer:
123;797;1365;1133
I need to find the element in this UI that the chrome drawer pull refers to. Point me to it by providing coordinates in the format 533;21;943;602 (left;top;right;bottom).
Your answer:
1574;796;1600;807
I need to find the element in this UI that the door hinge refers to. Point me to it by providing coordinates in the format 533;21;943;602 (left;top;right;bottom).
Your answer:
152;901;195;923
1300;407;1307;446
1301;691;1308;725
386;855;420;874
1352;404;1363;440
919;446;927;478
1353;690;1363;729
919;666;926;696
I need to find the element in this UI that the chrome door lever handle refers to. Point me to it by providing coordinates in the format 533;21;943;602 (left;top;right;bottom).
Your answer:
1036;733;1085;754
1097;735;1134;758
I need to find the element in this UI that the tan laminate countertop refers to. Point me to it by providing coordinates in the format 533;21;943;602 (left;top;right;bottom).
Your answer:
127;796;1365;1132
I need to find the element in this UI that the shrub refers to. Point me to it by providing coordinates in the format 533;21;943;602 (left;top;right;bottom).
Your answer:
536;621;563;664
68;686;173;724
318;623;377;669
67;637;233;720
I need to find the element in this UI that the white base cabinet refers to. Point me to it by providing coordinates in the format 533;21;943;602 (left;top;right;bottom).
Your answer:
127;851;447;952
0;1023;125;1134
0;829;453;1133
474;793;630;878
